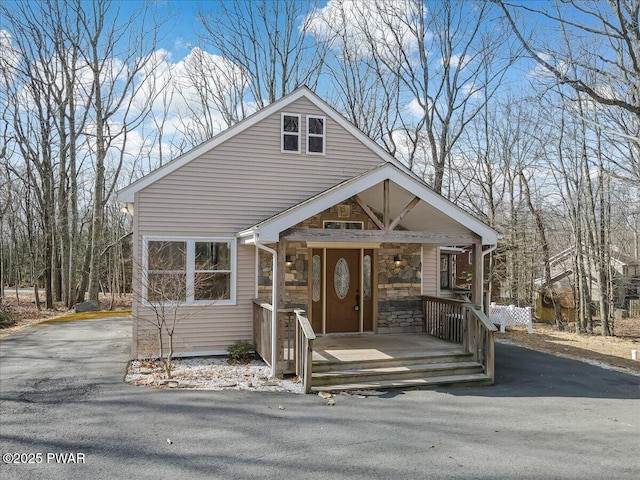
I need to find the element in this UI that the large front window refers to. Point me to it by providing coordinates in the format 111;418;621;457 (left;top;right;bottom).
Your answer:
144;238;235;304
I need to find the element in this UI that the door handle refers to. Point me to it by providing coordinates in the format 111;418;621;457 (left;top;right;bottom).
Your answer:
355;290;360;311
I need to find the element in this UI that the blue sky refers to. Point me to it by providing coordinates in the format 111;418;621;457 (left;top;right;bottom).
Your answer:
153;1;204;56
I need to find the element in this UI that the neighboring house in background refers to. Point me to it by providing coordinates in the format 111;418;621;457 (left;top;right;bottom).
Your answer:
533;247;640;321
118;87;499;392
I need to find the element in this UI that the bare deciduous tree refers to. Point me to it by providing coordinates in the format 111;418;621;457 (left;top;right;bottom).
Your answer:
196;0;327;121
353;0;518;193
496;0;640;119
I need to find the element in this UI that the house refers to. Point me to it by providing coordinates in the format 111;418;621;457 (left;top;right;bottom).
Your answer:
533;247;640;321
118;87;499;392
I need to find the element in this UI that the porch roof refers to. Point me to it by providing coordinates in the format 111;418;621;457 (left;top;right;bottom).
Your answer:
238;163;499;245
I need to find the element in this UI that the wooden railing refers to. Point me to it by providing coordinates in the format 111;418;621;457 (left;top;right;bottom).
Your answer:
462;306;496;381
422;296;467;343
422;296;497;383
294;309;316;394
252;300;296;375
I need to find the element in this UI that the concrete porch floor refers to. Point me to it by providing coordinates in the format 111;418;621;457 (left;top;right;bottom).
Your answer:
312;333;464;364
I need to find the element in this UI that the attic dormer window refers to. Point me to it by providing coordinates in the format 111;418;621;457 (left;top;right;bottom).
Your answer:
307;115;325;154
282;113;300;153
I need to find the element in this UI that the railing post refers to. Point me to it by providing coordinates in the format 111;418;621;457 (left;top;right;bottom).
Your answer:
462;306;469;351
486;330;495;381
293;309;315;394
304;340;313;394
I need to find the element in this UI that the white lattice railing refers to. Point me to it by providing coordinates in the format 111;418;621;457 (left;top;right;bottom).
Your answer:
489;303;533;334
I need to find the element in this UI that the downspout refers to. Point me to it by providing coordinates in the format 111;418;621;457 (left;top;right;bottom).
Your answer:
481;244;498;313
254;234;278;379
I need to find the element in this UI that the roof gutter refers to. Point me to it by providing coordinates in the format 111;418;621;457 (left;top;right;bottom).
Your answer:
253;233;278;379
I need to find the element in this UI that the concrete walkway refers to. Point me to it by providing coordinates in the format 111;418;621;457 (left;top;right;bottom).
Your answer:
0;317;638;480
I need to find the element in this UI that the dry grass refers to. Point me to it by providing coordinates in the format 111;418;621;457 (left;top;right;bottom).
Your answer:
501;317;640;375
0;290;132;338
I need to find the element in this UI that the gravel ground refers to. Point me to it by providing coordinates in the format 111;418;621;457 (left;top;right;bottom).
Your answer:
126;357;304;394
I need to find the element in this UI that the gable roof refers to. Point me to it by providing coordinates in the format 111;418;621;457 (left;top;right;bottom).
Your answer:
117;86;413;203
238;163;500;244
548;246;639;271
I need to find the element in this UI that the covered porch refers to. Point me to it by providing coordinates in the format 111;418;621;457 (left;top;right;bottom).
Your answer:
242;163;498;392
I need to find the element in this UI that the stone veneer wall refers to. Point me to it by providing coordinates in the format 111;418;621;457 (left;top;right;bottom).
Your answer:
377;243;423;333
257;197;379;311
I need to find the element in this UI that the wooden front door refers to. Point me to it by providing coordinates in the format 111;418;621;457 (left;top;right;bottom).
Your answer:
326;249;361;333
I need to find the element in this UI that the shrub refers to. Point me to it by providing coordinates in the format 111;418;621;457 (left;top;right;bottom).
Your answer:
0;303;16;329
227;339;255;364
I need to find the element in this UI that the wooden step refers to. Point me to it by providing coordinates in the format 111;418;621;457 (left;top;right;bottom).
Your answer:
312;361;483;386
309;373;493;393
312;351;474;373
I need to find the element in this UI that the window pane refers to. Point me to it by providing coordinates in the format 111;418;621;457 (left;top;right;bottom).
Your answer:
363;254;372;300
309;136;323;153
334;257;350;300
148;272;186;302
440;254;450;289
194;272;231;301
308;117;324;134
283;115;299;132
312;254;321;303
148;241;185;270
283;134;299;151
323;221;363;230
195;242;230;270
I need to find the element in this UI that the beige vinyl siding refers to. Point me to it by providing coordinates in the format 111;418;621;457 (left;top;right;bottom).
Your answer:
136;97;384;236
133;97;385;357
422;246;438;296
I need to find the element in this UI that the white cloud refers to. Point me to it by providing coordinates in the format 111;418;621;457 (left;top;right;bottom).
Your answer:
307;0;422;60
528;51;568;79
0;30;19;74
440;53;469;69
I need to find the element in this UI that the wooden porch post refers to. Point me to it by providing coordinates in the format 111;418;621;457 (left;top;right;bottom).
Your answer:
383;179;390;229
472;241;483;307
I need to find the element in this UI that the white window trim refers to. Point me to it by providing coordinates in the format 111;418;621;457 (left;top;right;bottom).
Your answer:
281;112;301;153
142;236;236;306
306;114;325;155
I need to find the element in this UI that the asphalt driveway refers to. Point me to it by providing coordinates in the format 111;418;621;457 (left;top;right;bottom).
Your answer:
1;317;638;480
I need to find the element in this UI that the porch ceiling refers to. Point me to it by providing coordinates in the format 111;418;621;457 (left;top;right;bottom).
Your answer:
357;180;474;235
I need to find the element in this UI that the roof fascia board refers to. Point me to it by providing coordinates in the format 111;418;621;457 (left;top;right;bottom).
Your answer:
118;88;312;203
250;164;498;244
118;87;417;203
391;168;498;243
